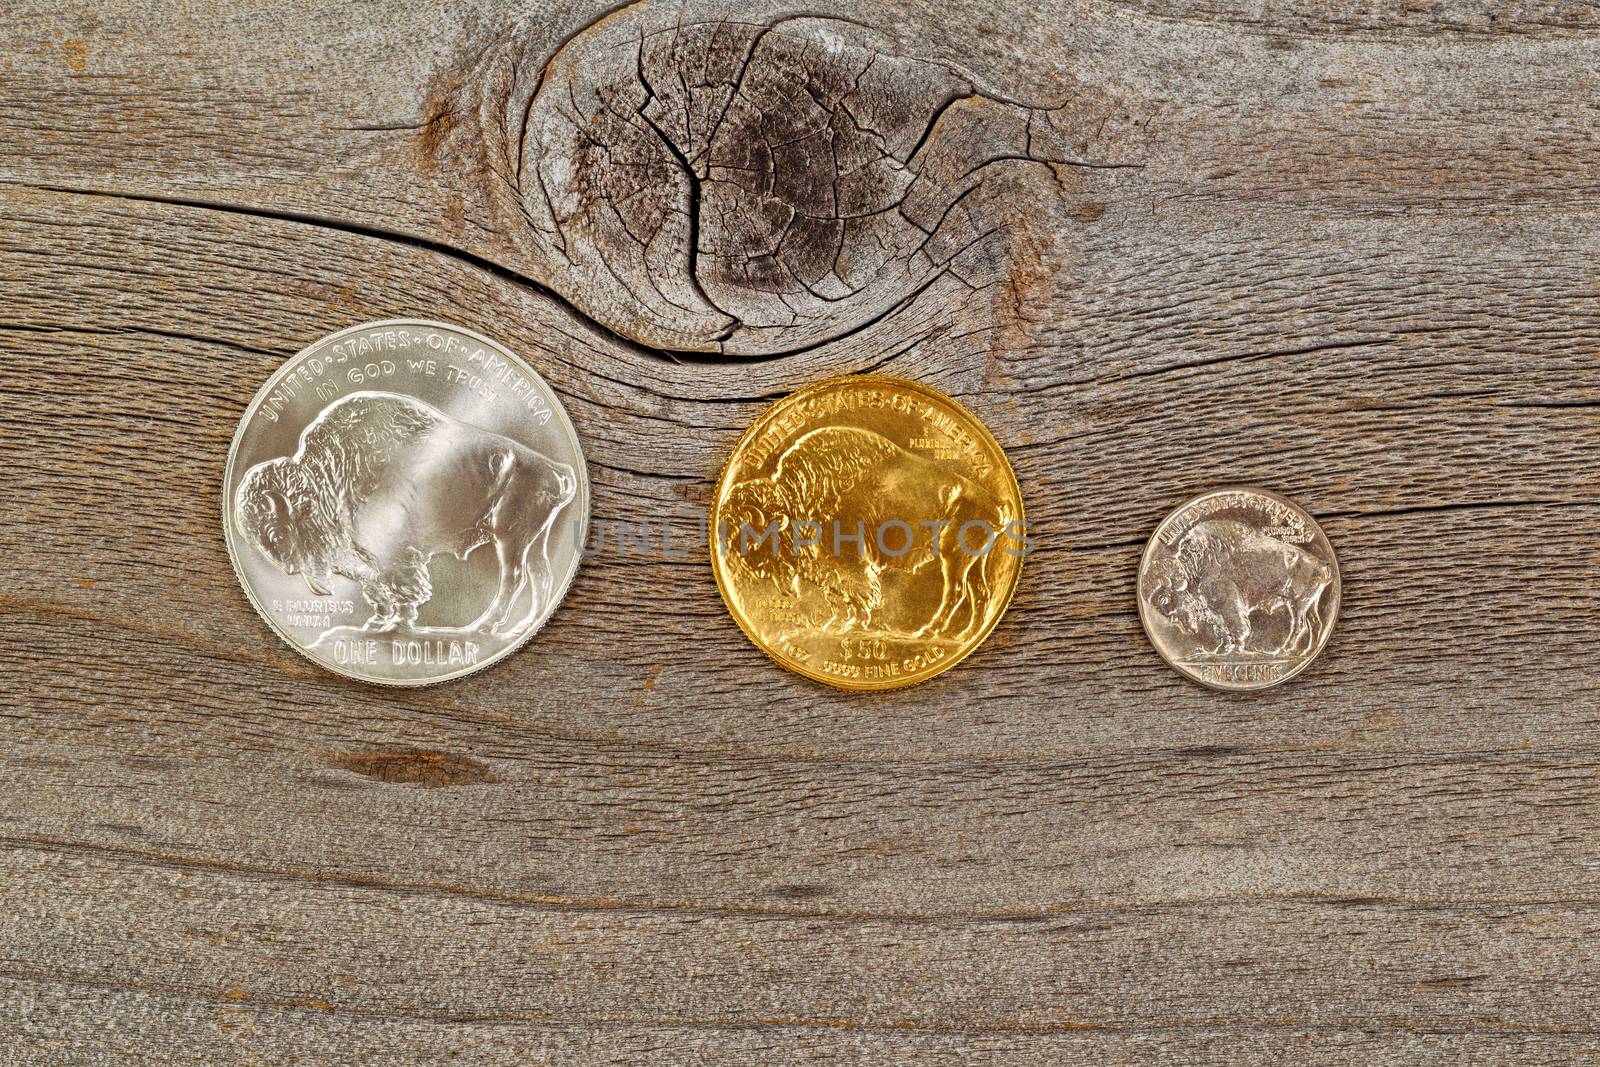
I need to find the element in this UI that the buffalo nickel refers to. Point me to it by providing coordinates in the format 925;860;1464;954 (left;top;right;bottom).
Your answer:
1138;488;1340;691
223;320;589;685
709;375;1027;690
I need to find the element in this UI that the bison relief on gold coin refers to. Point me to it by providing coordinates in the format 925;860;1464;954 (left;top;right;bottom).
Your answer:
718;426;1015;642
709;376;1025;690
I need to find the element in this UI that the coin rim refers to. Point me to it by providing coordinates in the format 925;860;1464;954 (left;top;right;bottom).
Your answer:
708;374;1025;692
1136;485;1341;692
221;318;591;687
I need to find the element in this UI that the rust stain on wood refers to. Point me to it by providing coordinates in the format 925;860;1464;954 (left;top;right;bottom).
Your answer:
60;39;87;71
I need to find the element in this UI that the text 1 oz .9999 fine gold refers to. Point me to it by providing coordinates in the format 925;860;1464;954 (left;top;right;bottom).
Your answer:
709;375;1026;690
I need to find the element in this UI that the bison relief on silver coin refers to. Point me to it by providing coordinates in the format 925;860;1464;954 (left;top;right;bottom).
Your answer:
1139;489;1341;690
234;391;578;642
1143;519;1334;659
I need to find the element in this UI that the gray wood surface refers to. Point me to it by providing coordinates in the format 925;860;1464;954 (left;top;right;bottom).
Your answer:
2;0;1598;1063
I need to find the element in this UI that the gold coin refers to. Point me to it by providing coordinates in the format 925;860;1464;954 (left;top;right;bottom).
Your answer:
709;375;1026;690
1137;487;1341;691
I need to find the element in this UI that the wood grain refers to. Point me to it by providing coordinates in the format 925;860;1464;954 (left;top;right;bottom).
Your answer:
1;0;1597;1063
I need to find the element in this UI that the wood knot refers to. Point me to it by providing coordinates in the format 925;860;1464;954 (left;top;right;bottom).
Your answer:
327;749;498;788
447;0;1146;356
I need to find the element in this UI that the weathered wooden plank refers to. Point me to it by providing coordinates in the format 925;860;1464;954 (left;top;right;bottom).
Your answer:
5;844;1600;1050
14;983;1600;1067
1;0;1598;1062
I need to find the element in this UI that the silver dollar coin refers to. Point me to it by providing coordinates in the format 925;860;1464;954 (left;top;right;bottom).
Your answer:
223;320;590;685
1138;487;1340;691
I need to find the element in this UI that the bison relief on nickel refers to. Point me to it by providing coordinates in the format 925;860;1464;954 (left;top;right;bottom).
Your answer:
234;392;577;644
720;427;1014;641
1142;519;1335;661
453;0;1144;355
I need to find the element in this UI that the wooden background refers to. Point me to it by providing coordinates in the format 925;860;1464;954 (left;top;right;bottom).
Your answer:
3;0;1598;1062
